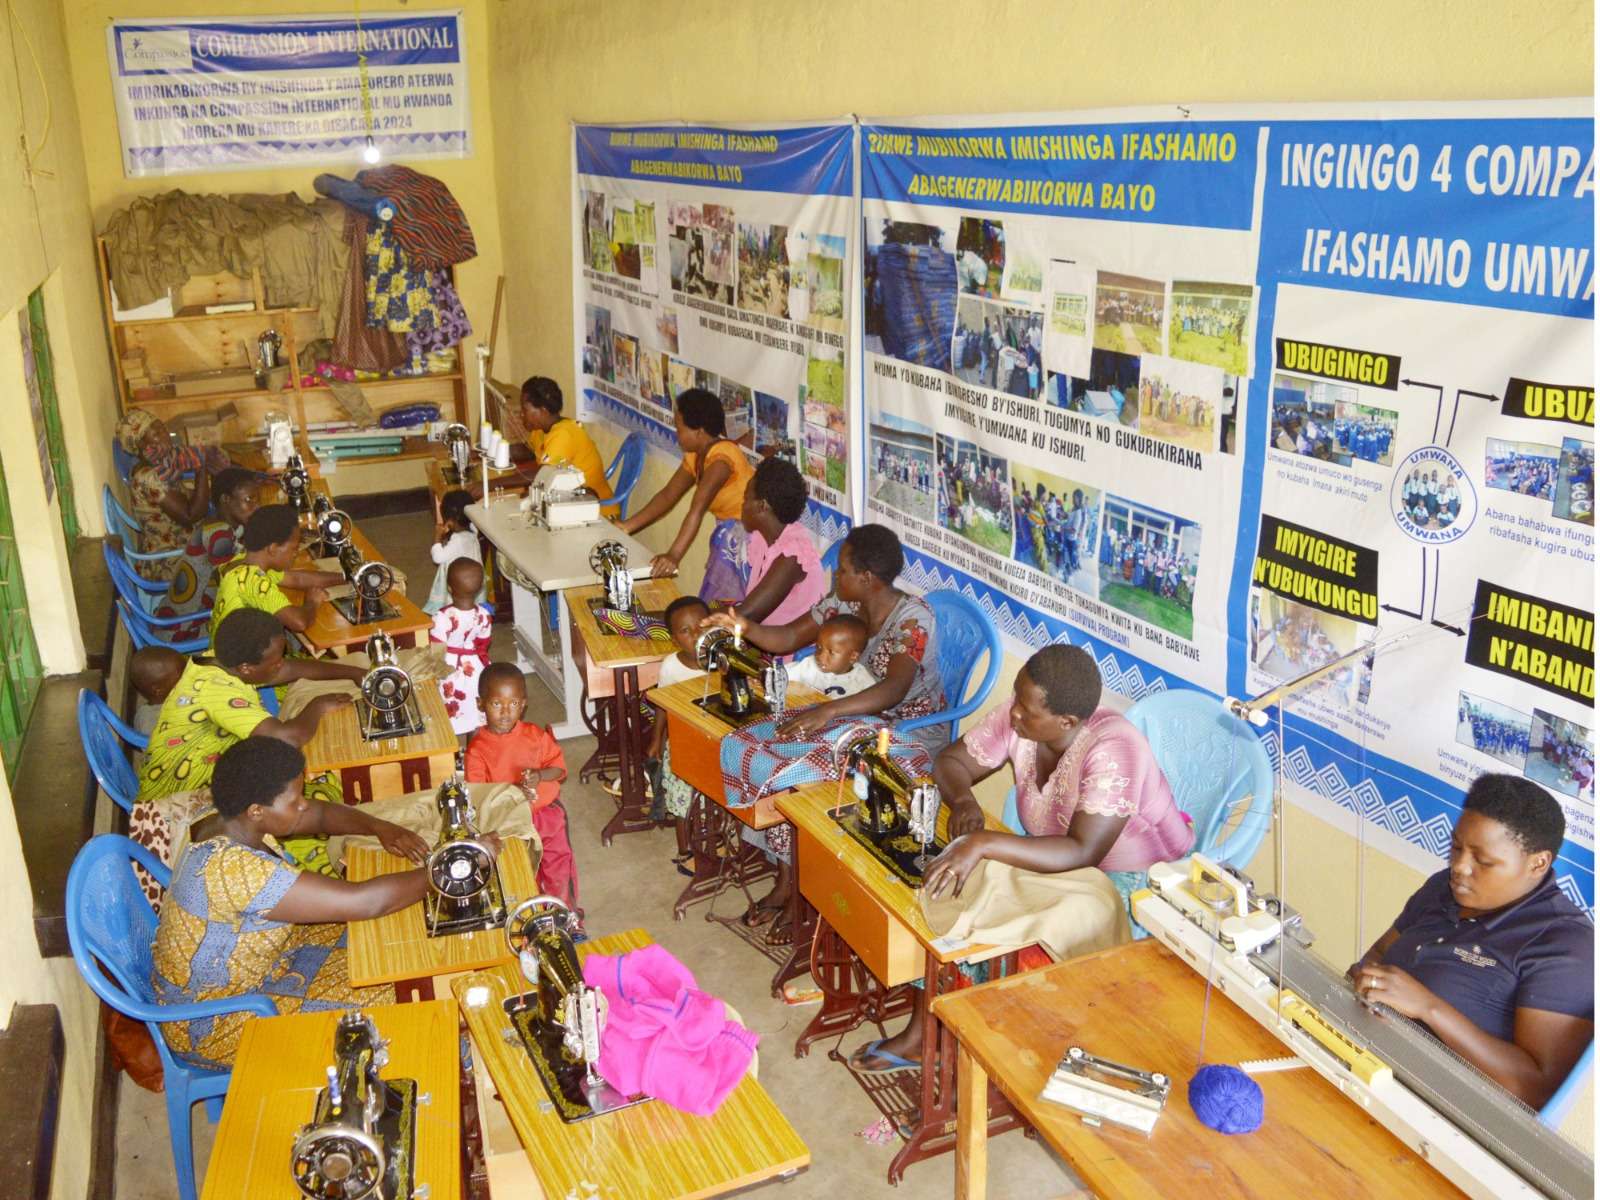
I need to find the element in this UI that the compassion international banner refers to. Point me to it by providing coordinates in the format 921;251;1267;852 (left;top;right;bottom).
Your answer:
572;122;856;545
858;102;1593;909
107;11;470;177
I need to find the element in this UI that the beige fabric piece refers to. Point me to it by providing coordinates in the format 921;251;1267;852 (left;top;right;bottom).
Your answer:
327;782;538;863
918;858;1131;960
279;644;443;719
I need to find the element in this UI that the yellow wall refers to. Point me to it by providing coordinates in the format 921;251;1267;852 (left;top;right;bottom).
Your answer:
495;0;1593;1069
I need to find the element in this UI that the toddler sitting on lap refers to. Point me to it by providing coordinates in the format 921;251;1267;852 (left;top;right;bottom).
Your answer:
784;614;876;699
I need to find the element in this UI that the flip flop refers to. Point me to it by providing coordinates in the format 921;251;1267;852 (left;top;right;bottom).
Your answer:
739;899;784;928
849;1039;919;1074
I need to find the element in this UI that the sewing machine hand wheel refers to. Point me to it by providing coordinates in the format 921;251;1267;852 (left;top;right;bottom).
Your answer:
504;895;578;956
361;665;411;714
427;839;496;899
290;1125;385;1200
589;539;627;576
694;627;731;671
354;562;394;601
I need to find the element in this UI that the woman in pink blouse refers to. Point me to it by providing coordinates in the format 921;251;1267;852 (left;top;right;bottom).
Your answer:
732;457;826;626
851;642;1191;1073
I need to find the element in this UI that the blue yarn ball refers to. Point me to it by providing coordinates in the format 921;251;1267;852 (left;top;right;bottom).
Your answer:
1188;1064;1264;1134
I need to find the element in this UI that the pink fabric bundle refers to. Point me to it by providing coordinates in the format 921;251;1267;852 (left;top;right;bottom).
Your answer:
581;944;758;1117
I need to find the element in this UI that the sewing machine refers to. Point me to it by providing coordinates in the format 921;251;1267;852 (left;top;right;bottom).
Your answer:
830;726;944;885
335;549;400;626
501;896;647;1122
355;631;425;740
423;760;508;937
309;493;354;559
590;539;634;612
289;1010;420;1200
1135;858;1594;1200
281;452;311;514
519;462;602;530
441;421;474;485
693;627;788;725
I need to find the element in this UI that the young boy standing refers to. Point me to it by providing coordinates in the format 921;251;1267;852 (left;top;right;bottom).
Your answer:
465;662;580;924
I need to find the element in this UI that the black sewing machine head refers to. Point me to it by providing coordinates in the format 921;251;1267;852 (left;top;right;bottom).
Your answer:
289;1010;419;1200
316;505;353;558
832;726;946;885
356;631;424;740
692;626;783;724
502;897;646;1123
281;453;311;513
424;760;506;937
589;539;633;611
334;553;399;626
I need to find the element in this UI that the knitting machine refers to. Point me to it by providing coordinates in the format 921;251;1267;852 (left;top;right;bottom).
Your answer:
502;896;646;1123
831;726;945;885
289;1011;419;1200
1133;857;1594;1200
281;453;311;513
335;550;399;625
692;627;788;725
424;761;507;937
441;422;474;485
355;631;425;740
520;462;603;530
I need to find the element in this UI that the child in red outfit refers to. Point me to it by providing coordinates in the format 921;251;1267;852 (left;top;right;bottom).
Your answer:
464;663;581;921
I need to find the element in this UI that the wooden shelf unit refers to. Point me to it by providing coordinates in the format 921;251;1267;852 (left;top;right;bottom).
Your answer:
95;235;467;445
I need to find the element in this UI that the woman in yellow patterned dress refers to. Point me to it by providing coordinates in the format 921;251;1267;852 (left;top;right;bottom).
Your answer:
208;504;345;646
137;609;364;874
151;738;456;1071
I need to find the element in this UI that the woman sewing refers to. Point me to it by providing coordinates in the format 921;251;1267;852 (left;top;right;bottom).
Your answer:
618;387;753;601
851;644;1192;1073
150;467;262;642
150;737;487;1071
735;456;827;624
1351;774;1592;1107
116;407;232;580
510;375;615;510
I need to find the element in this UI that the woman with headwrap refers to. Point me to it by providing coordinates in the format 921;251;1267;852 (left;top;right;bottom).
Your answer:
115;408;231;581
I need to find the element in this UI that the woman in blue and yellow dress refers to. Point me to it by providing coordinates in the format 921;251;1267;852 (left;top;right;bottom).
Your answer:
151;737;469;1071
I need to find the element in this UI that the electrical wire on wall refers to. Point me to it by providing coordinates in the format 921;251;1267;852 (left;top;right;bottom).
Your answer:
354;0;381;163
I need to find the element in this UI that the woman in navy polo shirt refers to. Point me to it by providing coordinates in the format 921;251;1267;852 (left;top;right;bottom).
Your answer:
1352;773;1593;1107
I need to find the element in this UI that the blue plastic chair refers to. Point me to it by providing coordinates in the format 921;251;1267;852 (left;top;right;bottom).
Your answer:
1542;1041;1594;1127
898;589;1002;744
1125;688;1274;868
605;432;648;520
820;536;843;576
117;598;208;654
103;540;171;614
103;484;183;566
67;835;277;1200
77;690;146;813
112;439;137;486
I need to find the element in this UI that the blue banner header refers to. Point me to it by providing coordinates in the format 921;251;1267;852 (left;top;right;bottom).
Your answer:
574;123;853;198
113;15;463;75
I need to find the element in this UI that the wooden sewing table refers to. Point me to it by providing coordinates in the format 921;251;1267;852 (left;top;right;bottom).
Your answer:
451;927;810;1200
567;579;680;844
344;836;540;996
774;784;1022;1184
201;999;462;1200
931;938;1467;1199
647;675;829;975
297;583;432;655
302;679;460;804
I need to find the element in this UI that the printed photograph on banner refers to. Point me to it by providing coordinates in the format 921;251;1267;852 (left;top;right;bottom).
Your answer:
695;367;722;397
1247;589;1374;707
936;434;1012;557
1044;261;1094;380
701;203;734;235
737;221;790;317
583;191;614;274
1135;355;1221;454
705;230;734;286
1100;495;1200;641
956;217;1005;297
1219;378;1242;456
1271;373;1352;459
869;417;936;522
1484;437;1560;501
655;307;680;355
1094;271;1165;356
1333;400;1398;466
1047;347;1141;430
667;357;696;402
755;392;794;461
670;215;733;305
612;332;639;396
952;296;1044;399
639;352;668;414
1394;457;1474;535
583;305;614;381
1554;438;1595;524
806;345;845;428
1456;690;1531;769
803;425;848;492
999;224;1045;302
1168;281;1253;376
719;379;754;448
1011;463;1100;595
806;233;844;331
609;199;642;280
805;397;847;435
862;217;956;372
1526;709;1595;803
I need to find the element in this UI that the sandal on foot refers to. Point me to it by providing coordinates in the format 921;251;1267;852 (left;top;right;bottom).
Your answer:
739;899;784;929
849;1039;919;1075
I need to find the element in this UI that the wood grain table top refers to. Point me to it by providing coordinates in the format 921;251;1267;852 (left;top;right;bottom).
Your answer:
303;679;459;774
201;999;462;1200
930;939;1467;1199
344;837;539;987
301;585;431;653
568;578;683;670
451;928;810;1199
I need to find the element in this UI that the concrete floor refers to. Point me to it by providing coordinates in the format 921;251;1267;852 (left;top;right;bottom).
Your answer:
112;513;1083;1199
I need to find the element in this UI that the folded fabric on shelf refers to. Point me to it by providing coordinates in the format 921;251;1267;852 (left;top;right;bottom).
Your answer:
356;163;477;268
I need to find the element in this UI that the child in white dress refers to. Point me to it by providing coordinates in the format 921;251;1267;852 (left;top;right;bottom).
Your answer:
426;489;484;614
429;558;493;736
